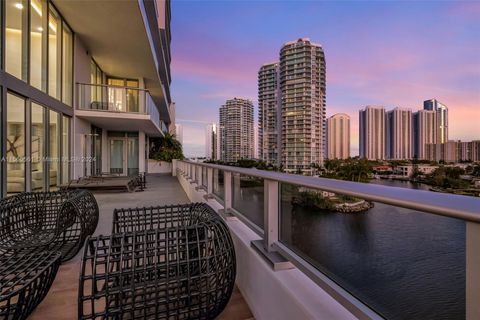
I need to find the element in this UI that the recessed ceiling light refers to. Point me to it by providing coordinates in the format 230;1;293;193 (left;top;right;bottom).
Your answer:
37;27;43;31
15;3;23;9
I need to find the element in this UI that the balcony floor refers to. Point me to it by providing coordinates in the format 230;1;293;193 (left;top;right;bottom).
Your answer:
29;174;253;320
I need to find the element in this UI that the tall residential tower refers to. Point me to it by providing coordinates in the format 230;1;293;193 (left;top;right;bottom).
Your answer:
424;99;448;144
219;98;254;162
280;38;326;174
205;123;220;160
359;106;386;160
327;113;350;159
258;62;281;165
386;108;412;160
413;109;437;160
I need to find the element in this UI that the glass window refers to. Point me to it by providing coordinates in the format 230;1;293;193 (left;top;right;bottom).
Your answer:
6;93;26;194
62;22;73;105
61;115;70;184
48;6;61;99
31;103;45;191
6;0;28;80
49;110;59;190
30;0;47;90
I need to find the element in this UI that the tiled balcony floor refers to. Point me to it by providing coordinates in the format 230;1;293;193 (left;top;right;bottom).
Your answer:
29;174;253;320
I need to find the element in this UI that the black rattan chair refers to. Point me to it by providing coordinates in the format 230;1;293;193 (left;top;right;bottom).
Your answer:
79;203;236;320
0;250;61;320
0;190;99;261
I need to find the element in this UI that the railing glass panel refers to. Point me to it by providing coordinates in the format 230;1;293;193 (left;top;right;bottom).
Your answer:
232;173;264;230
213;169;224;200
279;182;465;320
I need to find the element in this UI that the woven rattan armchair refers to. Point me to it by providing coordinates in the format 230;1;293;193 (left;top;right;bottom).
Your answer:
0;251;61;320
79;203;236;320
0;190;99;261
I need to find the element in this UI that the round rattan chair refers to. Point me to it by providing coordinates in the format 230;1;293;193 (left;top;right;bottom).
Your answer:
0;250;61;320
79;203;236;320
0;189;99;261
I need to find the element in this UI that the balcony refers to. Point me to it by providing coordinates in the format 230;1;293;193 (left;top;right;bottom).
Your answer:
29;174;253;320
76;83;166;136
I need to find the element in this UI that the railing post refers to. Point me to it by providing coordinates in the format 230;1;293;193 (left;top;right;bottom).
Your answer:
224;171;232;211
467;221;480;320
264;179;279;253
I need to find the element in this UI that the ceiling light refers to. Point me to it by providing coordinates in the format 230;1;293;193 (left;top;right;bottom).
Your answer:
15;3;24;9
37;27;43;31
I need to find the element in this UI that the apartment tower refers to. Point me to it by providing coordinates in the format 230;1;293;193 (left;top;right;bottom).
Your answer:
327;113;350;159
205;123;220;160
424;99;448;144
258;62;281;165
280;38;326;174
386;108;412;160
413;110;437;160
219;98;254;162
359;106;385;160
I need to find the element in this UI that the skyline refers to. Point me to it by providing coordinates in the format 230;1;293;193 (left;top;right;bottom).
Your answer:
170;1;480;157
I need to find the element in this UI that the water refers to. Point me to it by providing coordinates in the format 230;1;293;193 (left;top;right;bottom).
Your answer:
279;179;465;320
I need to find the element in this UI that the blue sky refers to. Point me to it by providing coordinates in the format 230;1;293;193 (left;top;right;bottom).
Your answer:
170;0;480;157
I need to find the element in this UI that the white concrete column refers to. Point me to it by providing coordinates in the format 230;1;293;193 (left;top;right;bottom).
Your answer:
207;168;213;194
139;131;146;173
264;179;280;252
224;171;232;210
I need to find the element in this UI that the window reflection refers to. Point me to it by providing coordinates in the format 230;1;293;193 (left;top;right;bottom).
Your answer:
6;93;26;194
61;116;70;184
30;0;47;90
31;103;45;191
6;0;28;80
49;110;59;190
62;23;73;105
48;7;61;99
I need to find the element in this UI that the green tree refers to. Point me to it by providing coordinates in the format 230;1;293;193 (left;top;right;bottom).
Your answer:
149;133;184;162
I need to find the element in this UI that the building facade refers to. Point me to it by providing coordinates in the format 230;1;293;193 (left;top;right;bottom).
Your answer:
258;62;281;166
327;113;350;159
424;99;448;144
280;38;326;174
386;108;412;160
205;123;219;160
359;106;385;160
413;109;436;160
175;123;183;145
219;98;254;162
1;0;173;196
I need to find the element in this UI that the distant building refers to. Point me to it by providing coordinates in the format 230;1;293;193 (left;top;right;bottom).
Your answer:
359;106;386;160
175;124;183;145
219;98;254;162
280;38;326;174
413;109;436;160
327;113;350;159
424;99;448;144
386;108;412;160
397;165;438;177
205;123;220;160
258;62;281;166
426;140;459;163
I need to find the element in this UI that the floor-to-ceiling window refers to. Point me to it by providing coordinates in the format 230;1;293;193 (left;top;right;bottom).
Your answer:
31;102;45;191
48;6;60;99
49;109;59;190
30;0;47;91
6;93;26;194
62;22;73;105
5;0;28;80
61;115;70;184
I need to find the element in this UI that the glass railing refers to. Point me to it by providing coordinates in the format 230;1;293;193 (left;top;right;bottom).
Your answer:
177;160;480;320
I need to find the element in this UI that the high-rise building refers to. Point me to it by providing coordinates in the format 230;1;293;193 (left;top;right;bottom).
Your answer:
219;98;254;162
359;106;386;160
205;123;220;160
1;0;172;196
413;110;437;160
424;99;448;144
386;108;412;160
280;38;326;174
175;124;183;145
327;114;350;159
258;62;281;165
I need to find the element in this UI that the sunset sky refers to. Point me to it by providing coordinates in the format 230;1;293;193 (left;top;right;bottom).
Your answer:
170;0;480;157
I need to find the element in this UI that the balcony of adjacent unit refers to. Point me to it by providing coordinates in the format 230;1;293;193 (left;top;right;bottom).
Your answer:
75;82;167;136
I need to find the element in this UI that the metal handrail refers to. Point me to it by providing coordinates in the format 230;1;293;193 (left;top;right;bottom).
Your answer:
179;160;480;223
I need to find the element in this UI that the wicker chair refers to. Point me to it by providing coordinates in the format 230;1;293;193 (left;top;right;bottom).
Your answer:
0;250;61;320
0;190;99;261
79;203;236;320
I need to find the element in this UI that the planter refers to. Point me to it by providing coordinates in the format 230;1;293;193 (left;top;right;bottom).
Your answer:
147;159;172;174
